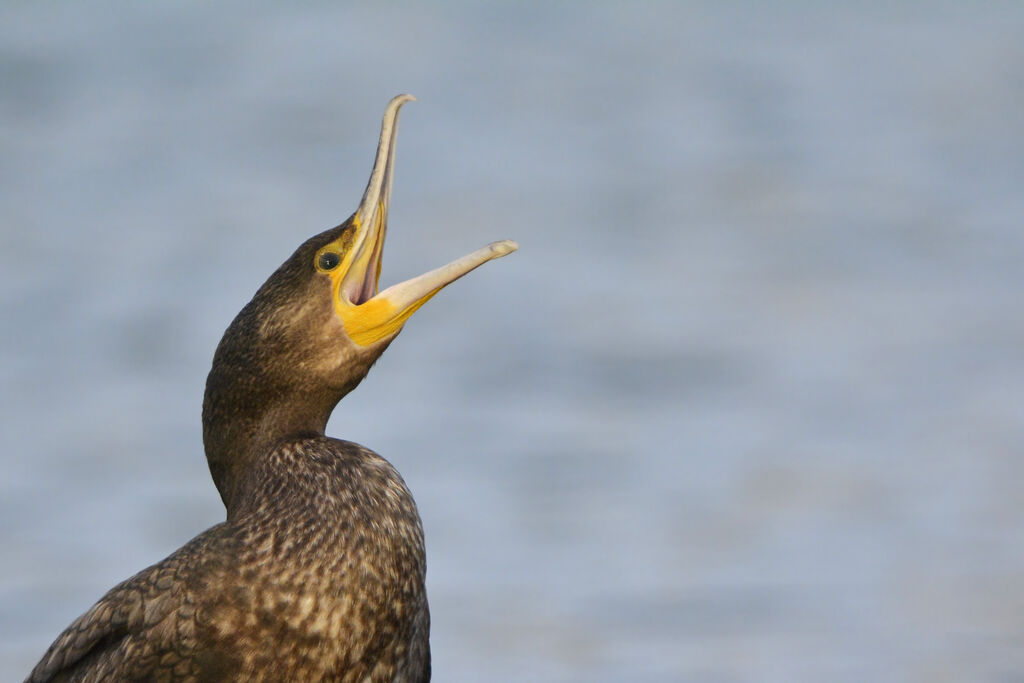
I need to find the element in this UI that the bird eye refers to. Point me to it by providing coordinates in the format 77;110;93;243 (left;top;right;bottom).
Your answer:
318;252;341;270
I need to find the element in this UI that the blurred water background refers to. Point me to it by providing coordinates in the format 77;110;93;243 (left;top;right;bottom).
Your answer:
2;3;1023;681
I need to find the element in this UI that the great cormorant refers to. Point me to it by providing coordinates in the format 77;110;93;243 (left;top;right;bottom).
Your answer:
27;94;516;683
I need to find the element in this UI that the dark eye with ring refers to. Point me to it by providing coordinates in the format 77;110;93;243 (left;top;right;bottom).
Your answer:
318;252;341;270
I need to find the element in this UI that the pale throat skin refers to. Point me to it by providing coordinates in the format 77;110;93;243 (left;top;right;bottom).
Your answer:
26;95;517;683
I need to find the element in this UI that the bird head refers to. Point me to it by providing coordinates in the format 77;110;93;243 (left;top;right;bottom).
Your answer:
226;95;516;392
205;95;516;455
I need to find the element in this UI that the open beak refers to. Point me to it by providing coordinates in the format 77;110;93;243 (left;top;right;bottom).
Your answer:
337;94;518;347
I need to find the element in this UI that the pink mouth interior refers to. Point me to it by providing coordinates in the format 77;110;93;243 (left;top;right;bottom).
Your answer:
345;230;384;305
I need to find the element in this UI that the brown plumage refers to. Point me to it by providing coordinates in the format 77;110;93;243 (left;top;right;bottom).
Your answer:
26;95;516;683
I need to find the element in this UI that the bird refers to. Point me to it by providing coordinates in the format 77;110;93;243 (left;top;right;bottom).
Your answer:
26;94;517;683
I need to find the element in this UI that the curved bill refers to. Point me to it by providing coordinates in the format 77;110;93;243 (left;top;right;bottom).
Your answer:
338;95;518;347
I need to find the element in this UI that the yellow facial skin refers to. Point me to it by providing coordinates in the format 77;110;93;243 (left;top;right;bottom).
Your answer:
314;209;427;347
312;216;383;348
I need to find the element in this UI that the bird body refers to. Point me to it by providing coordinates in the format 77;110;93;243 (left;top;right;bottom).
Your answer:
27;95;516;682
31;438;428;682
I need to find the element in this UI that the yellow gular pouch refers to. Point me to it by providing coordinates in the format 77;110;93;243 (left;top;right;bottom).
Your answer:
340;293;439;347
314;228;440;347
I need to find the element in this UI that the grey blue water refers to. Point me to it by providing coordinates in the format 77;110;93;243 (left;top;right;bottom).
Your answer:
2;4;1023;681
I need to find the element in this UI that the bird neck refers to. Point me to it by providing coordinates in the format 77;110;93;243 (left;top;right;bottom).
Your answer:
199;277;384;516
202;360;343;514
200;374;339;511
